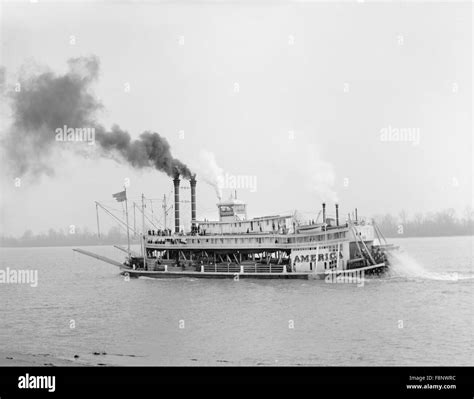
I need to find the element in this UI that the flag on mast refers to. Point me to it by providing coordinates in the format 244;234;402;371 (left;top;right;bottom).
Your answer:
112;190;127;202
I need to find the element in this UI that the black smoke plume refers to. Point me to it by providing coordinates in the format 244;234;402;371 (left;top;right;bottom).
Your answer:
1;56;192;179
95;126;191;179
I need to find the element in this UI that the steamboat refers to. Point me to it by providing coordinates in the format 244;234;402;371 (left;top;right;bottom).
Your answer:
74;175;396;280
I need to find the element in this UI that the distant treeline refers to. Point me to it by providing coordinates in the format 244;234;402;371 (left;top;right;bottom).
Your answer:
0;226;136;248
373;208;474;238
1;208;473;247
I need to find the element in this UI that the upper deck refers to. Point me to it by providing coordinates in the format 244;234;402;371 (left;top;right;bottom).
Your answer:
145;225;350;251
145;192;375;252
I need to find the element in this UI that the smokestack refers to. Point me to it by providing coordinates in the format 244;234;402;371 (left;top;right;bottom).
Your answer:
190;176;197;232
335;204;339;226
322;203;326;224
173;175;180;234
355;208;358;222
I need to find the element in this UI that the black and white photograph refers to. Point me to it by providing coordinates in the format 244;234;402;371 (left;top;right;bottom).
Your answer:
0;0;472;395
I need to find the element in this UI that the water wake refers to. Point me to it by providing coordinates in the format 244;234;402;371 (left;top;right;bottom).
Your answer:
387;251;473;281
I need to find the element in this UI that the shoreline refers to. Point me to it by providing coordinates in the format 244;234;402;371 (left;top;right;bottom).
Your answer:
0;351;147;367
0;352;87;367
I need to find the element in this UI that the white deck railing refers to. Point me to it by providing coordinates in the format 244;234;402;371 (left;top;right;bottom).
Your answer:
201;263;286;273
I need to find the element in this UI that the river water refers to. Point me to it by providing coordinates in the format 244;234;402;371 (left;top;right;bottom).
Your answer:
0;236;472;366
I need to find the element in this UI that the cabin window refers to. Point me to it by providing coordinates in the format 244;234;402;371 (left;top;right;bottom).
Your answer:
310;262;313;271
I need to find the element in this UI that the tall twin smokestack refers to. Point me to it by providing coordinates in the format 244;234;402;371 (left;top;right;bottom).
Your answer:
173;174;197;234
190;176;197;232
173;176;180;234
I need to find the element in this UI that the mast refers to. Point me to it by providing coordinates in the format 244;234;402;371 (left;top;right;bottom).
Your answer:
162;194;167;230
133;202;137;238
96;203;101;238
95;202;139;236
142;193;146;262
124;186;131;257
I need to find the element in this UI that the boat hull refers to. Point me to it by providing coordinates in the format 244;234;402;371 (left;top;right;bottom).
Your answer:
121;269;311;279
120;262;387;280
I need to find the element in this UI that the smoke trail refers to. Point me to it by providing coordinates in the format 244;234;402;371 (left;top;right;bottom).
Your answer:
274;134;338;203
198;150;224;200
94;126;192;179
291;144;338;203
1;57;101;177
305;145;338;203
1;56;192;179
0;66;6;87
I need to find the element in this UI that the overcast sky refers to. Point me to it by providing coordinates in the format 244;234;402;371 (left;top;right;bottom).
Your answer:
0;1;472;236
